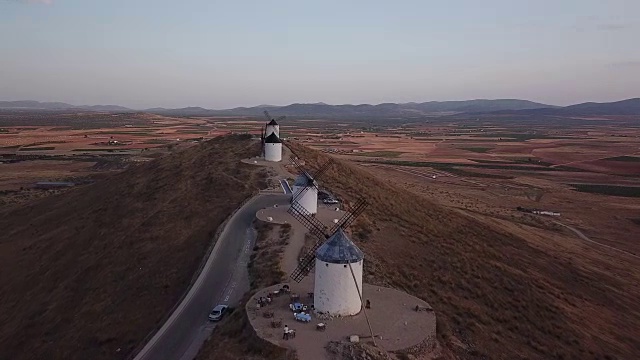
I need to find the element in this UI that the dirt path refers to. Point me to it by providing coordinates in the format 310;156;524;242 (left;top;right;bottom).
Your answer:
553;220;640;260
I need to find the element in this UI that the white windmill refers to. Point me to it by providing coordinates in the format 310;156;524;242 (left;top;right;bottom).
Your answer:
289;157;332;215
288;196;369;316
264;133;282;162
263;110;284;138
314;228;364;315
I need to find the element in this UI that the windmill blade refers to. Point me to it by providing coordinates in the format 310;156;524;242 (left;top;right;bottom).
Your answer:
290;157;332;184
275;115;286;122
329;198;368;234
311;159;333;181
290;238;324;282
263;110;272;122
287;145;301;160
288;201;328;239
290;156;307;173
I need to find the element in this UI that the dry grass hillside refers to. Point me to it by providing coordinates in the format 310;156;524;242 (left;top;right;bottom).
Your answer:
288;143;640;359
0;135;265;360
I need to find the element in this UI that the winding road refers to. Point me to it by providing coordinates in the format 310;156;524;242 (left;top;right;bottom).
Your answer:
553;220;640;260
134;194;289;360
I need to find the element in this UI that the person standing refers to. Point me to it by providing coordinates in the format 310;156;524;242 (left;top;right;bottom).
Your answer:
283;325;289;340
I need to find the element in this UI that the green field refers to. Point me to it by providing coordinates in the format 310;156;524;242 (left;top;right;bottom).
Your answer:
471;159;515;164
570;184;640;198
471;133;575;141
446;168;514;179
460;147;492;153
606;156;640;162
510;157;555;167
364;159;565;172
143;139;172;144
18;147;55;151
22;141;67;147
94;131;153;136
175;130;209;134
352;151;404;158
73;148;138;152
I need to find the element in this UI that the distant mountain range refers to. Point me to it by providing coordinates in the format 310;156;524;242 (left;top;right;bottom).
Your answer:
504;98;640;116
140;99;555;118
1;98;639;118
0;100;132;112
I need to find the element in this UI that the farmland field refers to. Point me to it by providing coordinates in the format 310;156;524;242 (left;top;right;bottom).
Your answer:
0;112;260;204
293;115;640;257
1;109;640;359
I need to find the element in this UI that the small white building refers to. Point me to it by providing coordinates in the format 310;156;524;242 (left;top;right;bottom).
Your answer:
314;228;364;316
291;172;318;214
264;133;282;162
266;119;280;138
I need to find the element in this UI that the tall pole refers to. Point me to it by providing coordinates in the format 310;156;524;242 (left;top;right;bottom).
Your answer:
348;262;376;346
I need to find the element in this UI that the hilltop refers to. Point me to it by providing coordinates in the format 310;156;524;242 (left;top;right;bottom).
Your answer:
201;143;640;360
0;135;266;360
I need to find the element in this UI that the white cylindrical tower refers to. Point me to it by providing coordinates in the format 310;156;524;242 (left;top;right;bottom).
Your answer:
314;228;364;316
266;119;280;137
264;133;282;162
291;173;318;214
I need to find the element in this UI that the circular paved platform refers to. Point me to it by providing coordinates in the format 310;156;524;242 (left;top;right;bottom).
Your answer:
241;156;280;167
247;283;437;360
256;204;346;226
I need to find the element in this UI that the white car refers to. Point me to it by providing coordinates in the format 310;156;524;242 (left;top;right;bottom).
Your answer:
208;305;228;321
323;198;339;204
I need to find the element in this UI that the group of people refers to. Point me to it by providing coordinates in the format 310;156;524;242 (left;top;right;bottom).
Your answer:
256;294;272;309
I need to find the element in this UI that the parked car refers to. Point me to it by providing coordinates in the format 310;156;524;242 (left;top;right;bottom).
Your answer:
208;305;228;321
317;190;332;200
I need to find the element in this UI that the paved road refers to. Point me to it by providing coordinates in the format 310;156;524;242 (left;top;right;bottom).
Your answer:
134;194;290;360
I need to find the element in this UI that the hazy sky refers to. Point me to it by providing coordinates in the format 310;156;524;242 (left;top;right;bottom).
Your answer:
1;0;639;108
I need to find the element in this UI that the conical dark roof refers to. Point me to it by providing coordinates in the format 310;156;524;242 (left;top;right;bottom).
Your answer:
268;119;279;125
316;228;364;264
264;133;281;144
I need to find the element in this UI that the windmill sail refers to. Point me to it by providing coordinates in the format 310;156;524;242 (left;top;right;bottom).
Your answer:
290;239;325;282
288;201;328;240
328;198;368;234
